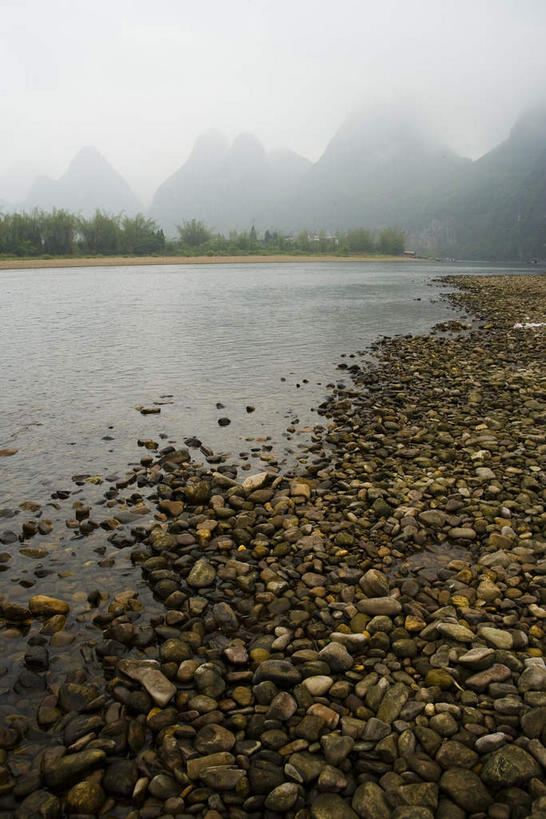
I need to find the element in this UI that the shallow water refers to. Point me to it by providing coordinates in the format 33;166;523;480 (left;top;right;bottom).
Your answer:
2;259;531;506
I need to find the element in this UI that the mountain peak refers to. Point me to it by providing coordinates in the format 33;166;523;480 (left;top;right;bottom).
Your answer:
67;145;118;177
25;147;141;215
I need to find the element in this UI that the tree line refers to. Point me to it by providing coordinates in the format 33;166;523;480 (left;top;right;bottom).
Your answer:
176;220;405;255
0;210;165;257
0;209;405;258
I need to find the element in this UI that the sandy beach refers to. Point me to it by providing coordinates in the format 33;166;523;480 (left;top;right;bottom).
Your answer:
0;253;419;270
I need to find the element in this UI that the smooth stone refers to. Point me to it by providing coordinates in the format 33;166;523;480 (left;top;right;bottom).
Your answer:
321;734;355;766
187;559;216;588
254;659;301;687
311;792;358;818
319;642;353;672
102;759;137;797
518;664;546;693
419;509;448;527
465;664;512;692
479;627;513;650
65;781;105;814
436;740;478;769
376;682;409;724
457;647;495;669
15;790;60;818
267;691;298;721
195;724;236;754
448;527;476;540
358;597;402;616
187;752;235;780
302;675;334;696
0;601;31;621
359;569;390;597
118;659;176;706
475;733;507;754
28;595;69;616
439;768;493;812
437;623;475;642
264;782;299;812
148;773;180;799
352;781;391;819
242;472;270;492
44;750;106;789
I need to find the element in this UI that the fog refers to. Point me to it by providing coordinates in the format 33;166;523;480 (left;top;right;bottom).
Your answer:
1;0;546;203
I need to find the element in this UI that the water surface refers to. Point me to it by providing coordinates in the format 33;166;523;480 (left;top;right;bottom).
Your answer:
0;259;532;503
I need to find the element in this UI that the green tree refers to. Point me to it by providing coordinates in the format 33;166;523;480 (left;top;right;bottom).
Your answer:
377;227;405;255
345;228;374;253
42;209;77;255
78;210;122;255
295;230;311;251
177;219;210;248
121;214;164;255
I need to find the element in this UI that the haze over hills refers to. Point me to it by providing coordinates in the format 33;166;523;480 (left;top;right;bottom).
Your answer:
419;107;546;260
282;109;471;233
2;106;545;260
150;131;312;233
24;146;142;217
149;106;546;259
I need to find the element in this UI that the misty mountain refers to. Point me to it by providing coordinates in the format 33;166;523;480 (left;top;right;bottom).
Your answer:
25;146;141;216
151;132;311;233
10;106;546;261
418;107;546;259
151;111;471;239
285;109;470;232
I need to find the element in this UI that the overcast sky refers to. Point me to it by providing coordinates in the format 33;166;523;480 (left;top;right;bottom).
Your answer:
1;0;545;203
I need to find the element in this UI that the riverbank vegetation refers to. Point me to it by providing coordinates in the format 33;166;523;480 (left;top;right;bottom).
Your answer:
0;209;406;259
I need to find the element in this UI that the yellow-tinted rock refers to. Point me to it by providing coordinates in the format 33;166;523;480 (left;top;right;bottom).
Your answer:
451;594;470;608
425;669;455;689
405;615;426;632
250;648;270;664
29;595;69;616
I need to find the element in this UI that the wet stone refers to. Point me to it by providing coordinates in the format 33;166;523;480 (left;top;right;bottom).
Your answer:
264;782;299;812
439;768;493;812
64;781;105;814
28;595;69;616
15;790;60;819
44;750;106;789
311;792;358;818
187;559;216;587
254;659;301;687
118;659;176;706
481;745;542;787
195;724;236;754
102;759;138;797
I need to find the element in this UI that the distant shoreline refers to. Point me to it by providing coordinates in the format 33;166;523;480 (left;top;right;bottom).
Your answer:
0;253;423;270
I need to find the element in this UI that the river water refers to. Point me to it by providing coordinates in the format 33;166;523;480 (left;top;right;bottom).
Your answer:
0;260;534;505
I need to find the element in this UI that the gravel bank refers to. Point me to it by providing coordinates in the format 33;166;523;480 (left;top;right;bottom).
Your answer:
0;274;544;818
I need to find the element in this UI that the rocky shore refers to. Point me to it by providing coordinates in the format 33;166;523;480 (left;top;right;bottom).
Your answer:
0;274;545;818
